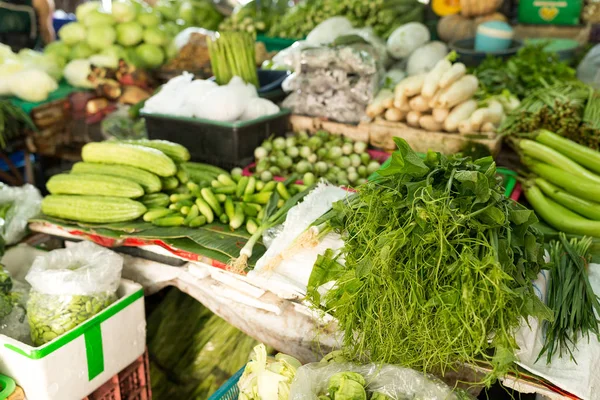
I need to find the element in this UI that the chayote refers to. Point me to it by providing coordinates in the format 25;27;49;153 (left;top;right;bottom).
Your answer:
27;290;116;346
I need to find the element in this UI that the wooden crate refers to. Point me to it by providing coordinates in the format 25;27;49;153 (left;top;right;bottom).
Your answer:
289;115;503;155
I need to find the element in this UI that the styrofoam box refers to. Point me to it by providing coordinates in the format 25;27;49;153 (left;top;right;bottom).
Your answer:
0;245;146;400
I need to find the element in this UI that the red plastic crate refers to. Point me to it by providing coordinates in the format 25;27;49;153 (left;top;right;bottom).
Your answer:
83;351;151;400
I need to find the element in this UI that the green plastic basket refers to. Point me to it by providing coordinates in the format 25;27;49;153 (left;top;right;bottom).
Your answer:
208;367;244;400
257;34;297;51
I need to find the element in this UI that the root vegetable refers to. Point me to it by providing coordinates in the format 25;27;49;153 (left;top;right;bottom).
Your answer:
469;100;503;131
409;95;430;112
422;59;452;98
419;115;443;131
458;120;474;134
432;108;449;123
393;94;408;110
406;110;422;127
399;101;411;112
437;75;478;109
428;89;444;108
367;89;394;118
383;97;394;109
439;63;467;89
481;122;497;133
444;100;477;132
395;74;427;98
385;108;405;122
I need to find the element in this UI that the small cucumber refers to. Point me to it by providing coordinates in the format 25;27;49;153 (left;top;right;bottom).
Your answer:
200;188;223;216
244;177;257;196
143;208;174;222
170;193;193;203
276;182;290;200
219;213;229;224
189;216;207;228
215;194;227;202
214;185;236;195
152;215;185;226
217;174;236;186
242;203;258;217
236;176;249;198
184;205;200;225
225;197;235;221
195;198;215;223
246;218;259;235
161;176;179;190
261;181;276;193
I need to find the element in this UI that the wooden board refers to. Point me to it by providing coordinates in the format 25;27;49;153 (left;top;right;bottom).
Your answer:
289;115;503;156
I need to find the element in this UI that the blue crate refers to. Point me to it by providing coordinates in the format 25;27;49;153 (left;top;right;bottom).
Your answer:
208;367;245;400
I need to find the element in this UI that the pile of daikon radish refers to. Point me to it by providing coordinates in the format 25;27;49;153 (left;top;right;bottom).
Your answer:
367;59;511;136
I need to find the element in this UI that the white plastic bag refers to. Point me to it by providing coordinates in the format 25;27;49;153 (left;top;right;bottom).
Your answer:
0;183;42;245
142;72;194;116
290;362;471;400
25;241;123;346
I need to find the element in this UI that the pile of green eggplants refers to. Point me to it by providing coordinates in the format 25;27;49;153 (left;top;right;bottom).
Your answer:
519;129;600;237
141;162;306;234
27;291;116;346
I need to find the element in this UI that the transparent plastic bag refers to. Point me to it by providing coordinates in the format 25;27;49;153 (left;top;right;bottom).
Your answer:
0;183;42;245
0;280;31;345
282;90;369;124
25;242;123;346
299;46;378;75
577;44;600;89
290;362;473;400
101;105;147;140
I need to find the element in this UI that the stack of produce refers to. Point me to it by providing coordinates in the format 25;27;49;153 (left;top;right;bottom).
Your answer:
219;0;290;34
173;0;223;31
368;59;518;135
435;0;506;43
517;129;600;238
501;82;600;150
41;139;188;224
250;131;381;186
47;0;214;75
208;31;258;87
308;138;549;384
282;45;380;123
148;289;259;399
268;0;424;40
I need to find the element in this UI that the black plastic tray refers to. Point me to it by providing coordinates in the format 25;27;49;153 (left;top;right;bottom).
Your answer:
142;109;290;169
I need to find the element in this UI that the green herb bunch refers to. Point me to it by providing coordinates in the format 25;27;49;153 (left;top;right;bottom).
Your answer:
473;44;576;100
311;138;550;385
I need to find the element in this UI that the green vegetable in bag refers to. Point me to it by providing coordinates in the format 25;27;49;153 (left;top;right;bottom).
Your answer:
334;379;367;400
27;291;116;346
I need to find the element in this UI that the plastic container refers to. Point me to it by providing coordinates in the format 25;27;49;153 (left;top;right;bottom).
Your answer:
0;279;146;400
475;21;514;52
142;109;290;169
256;35;297;52
207;367;244;400
84;352;152;400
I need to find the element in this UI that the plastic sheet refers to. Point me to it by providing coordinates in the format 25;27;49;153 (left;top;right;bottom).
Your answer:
577;44;600;89
0;184;42;245
290;362;473;400
25;242;123;346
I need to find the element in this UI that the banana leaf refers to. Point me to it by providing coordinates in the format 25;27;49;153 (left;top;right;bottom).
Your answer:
29;215;266;267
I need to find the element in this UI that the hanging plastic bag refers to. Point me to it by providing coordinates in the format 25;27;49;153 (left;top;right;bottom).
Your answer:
0;184;42;245
290;362;473;400
25;241;123;346
577;44;600;89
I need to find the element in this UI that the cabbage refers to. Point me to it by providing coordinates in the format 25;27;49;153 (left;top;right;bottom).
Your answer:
135;43;164;68
137;8;161;27
83;10;115;27
9;70;58;102
143;27;167;46
44;41;71;60
58;22;86;45
116;22;143;46
64;59;94;88
75;1;100;21
70;42;94;60
112;0;137;23
86;25;116;50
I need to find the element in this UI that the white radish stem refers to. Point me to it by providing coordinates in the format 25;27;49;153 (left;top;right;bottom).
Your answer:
385;108;405;122
401;73;427;97
419;115;443;131
437;75;479;109
399;100;411;112
469;100;504;131
481;122;497;133
444;100;477;132
406;110;422;127
432;108;449;123
393;94;408;110
439;62;467;89
422;59;452;98
367;89;394;118
458;120;475;134
409;95;430;112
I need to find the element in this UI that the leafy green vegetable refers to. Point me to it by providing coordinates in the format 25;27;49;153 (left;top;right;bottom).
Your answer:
539;234;600;364
310;138;550;385
473;43;576;100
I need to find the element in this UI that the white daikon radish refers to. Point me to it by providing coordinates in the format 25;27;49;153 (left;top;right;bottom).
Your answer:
406;110;422;127
422;59;452;98
367;89;394;118
398;73;427;97
470;100;504;130
437;75;478;109
419;115;443;131
383;97;394;109
432;108;449;123
385;108;405;122
458;120;474;134
439;62;466;89
393;93;408;110
409;95;430;112
481;122;497;133
399;101;411;112
444;100;477;132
